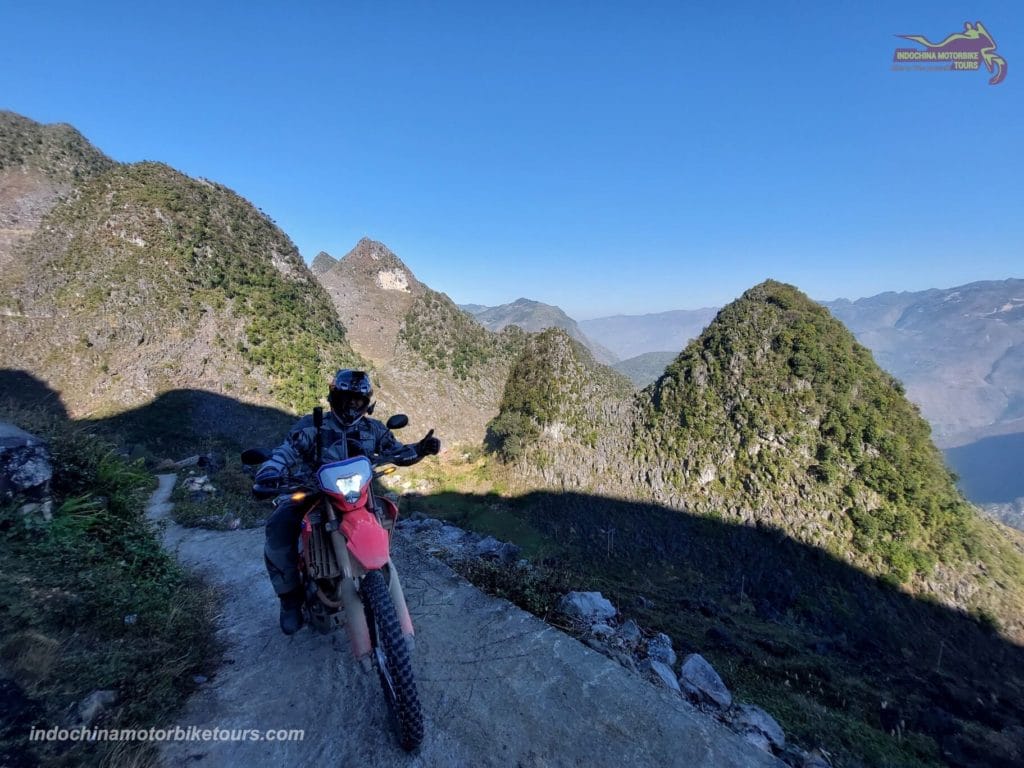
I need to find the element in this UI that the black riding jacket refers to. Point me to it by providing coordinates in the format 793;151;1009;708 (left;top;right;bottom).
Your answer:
258;411;419;480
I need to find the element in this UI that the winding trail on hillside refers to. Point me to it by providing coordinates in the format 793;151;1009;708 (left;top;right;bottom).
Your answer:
146;474;782;767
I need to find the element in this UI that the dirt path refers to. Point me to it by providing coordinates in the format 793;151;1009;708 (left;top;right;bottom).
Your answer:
148;474;782;767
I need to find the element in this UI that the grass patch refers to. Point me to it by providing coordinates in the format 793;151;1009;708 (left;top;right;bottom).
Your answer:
448;558;583;621
403;491;552;559
0;404;220;766
389;453;551;553
171;460;266;530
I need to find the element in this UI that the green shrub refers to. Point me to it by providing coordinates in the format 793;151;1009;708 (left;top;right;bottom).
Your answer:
0;405;219;766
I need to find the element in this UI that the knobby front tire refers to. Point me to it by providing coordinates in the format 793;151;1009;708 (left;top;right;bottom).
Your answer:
362;569;423;751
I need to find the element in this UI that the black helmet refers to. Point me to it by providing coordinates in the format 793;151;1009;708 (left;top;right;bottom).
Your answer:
328;369;373;426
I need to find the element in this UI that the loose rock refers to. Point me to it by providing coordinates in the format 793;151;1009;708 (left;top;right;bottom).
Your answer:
731;703;785;752
473;535;502;556
473;536;521;564
0;422;53;502
494;542;521;564
615;619;642;647
641;659;681;692
183;475;216;494
679;653;732;710
436;524;469;547
558;591;616;622
17;500;53;523
647;632;677;667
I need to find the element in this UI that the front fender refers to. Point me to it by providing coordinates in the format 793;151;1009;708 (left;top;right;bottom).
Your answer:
340;508;390;569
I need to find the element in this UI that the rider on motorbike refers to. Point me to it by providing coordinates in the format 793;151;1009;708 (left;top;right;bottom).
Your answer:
256;369;441;635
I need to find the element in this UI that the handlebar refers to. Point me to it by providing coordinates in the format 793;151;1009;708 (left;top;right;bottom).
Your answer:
247;417;440;502
252;446;416;500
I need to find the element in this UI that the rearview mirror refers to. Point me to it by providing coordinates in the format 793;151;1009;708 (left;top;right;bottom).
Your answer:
386;414;409;430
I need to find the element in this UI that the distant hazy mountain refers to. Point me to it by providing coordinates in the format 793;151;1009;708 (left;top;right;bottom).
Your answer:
579;308;719;360
979;496;1024;531
823;279;1024;448
463;298;618;364
612;351;678;387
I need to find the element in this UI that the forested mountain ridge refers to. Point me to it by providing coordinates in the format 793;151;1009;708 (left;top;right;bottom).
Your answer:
0;114;362;423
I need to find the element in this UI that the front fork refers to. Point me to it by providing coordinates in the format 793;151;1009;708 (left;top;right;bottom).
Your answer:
322;500;414;660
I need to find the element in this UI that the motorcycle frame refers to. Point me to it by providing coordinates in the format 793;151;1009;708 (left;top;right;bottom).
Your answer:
302;482;415;659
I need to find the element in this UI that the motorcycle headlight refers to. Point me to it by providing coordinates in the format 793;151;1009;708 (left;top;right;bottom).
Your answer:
334;473;365;502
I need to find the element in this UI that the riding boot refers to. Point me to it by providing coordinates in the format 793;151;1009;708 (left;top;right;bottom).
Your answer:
278;585;305;635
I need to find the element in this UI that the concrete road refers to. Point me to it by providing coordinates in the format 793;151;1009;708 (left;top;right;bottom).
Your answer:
150;475;782;768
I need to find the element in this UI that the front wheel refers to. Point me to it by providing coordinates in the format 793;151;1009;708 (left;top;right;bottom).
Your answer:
362;570;423;751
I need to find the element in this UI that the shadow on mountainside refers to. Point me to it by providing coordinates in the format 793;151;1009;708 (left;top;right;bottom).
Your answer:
414;490;1024;767
86;388;296;459
2;370;1022;766
0;370;69;420
0;369;295;459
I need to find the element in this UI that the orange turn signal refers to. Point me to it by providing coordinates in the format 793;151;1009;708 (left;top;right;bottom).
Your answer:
291;491;307;502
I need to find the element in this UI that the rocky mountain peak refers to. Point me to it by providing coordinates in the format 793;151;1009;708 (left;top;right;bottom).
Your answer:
310;250;338;276
313;238;427;364
631;280;1024;636
0;111;114;183
311;238;528;446
337;237;417;288
486;328;632;487
1;111;116;270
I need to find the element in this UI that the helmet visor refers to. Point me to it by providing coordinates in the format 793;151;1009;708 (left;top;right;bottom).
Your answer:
329;391;369;424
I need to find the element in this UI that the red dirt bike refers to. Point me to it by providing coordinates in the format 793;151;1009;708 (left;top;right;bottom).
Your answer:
242;409;424;751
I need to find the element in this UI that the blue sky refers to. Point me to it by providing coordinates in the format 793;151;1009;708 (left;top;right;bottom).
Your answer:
2;1;1021;318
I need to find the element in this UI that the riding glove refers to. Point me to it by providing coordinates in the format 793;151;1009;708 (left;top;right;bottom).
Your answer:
416;430;441;457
